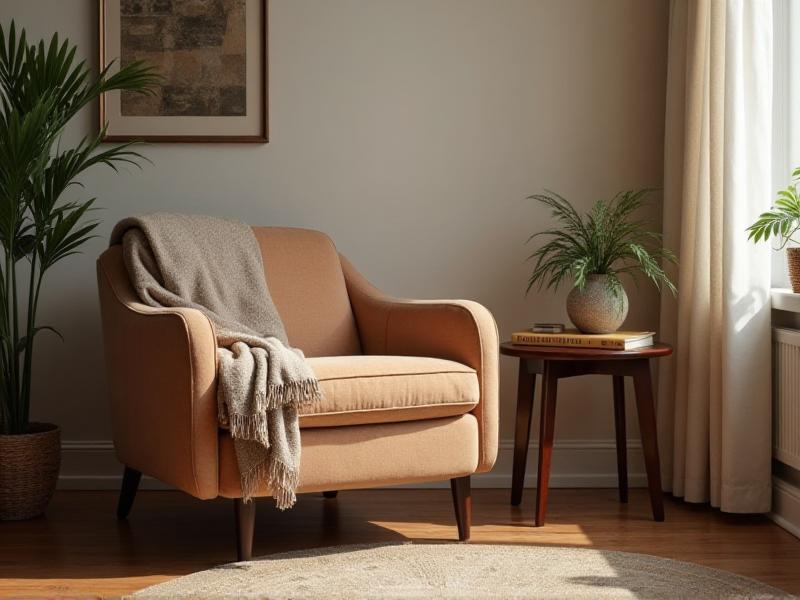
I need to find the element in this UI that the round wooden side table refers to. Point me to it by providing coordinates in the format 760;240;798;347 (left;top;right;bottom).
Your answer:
499;342;673;526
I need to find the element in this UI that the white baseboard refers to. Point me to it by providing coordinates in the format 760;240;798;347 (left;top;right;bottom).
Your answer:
770;477;800;539
59;438;646;490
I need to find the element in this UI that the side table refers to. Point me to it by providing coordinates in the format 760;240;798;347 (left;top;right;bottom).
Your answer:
499;342;673;526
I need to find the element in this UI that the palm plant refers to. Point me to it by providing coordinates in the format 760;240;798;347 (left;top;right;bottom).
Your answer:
746;166;800;248
0;22;158;435
747;167;800;293
526;189;678;298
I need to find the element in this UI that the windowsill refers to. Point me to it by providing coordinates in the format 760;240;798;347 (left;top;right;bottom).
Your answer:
772;288;800;313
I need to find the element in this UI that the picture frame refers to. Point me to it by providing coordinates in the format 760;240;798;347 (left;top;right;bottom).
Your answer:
99;0;268;143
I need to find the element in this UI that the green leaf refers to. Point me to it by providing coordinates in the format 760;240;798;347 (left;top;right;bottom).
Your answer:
15;325;63;354
12;233;35;261
747;167;800;248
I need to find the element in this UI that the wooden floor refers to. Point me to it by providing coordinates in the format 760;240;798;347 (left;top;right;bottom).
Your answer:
1;488;799;598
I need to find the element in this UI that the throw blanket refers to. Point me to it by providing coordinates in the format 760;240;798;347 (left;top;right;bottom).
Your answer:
110;214;321;509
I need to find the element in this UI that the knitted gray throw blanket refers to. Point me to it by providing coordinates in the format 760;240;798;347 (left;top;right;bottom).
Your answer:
110;214;321;509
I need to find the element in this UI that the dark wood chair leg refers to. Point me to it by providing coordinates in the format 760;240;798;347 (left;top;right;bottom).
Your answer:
234;498;256;561
612;375;628;503
450;475;471;541
535;364;558;527
117;466;141;519
322;491;338;499
632;359;665;522
511;361;536;506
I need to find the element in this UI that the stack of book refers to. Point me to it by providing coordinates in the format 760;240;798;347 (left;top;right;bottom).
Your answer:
512;327;655;351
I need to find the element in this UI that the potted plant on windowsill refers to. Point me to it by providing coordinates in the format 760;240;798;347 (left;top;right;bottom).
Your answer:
526;189;678;334
0;23;157;520
747;167;800;293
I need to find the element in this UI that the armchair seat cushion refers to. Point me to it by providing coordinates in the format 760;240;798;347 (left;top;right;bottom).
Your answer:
298;355;479;428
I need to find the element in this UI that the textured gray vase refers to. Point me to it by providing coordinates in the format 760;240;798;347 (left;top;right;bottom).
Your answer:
566;274;628;334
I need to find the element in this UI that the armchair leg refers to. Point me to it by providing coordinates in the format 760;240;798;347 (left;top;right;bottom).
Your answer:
117;466;141;519
322;491;338;499
450;476;471;542
234;498;256;561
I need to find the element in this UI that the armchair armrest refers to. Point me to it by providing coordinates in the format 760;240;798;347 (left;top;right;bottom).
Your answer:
96;246;219;498
341;256;499;473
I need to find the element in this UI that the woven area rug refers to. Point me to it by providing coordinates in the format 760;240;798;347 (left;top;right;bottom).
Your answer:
130;543;793;599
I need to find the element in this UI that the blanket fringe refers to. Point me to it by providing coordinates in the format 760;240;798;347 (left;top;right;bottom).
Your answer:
242;457;299;510
258;378;323;411
224;379;322;447
229;413;271;447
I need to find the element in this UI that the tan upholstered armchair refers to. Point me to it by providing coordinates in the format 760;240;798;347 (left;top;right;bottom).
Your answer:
97;227;498;560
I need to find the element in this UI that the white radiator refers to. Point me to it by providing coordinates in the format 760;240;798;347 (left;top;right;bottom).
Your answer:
773;327;800;470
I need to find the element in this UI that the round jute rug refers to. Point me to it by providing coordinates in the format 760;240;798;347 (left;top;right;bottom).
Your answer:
130;543;793;600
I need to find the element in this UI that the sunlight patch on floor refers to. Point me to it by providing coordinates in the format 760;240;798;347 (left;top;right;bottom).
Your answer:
367;519;598;546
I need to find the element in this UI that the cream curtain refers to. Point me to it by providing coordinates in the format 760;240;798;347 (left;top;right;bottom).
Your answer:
657;0;773;513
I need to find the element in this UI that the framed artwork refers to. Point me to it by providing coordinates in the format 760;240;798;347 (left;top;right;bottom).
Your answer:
99;0;268;142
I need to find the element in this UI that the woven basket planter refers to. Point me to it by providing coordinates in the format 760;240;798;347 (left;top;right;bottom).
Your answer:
0;423;60;520
788;248;800;293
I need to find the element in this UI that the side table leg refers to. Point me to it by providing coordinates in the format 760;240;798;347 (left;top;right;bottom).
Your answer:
612;375;628;503
632;359;665;522
535;363;558;527
511;360;536;506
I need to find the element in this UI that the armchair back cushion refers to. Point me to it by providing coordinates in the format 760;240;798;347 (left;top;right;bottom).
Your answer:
251;227;361;357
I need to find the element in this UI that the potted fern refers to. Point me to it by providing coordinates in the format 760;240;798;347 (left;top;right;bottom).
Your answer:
527;189;677;334
0;23;157;520
746;167;800;292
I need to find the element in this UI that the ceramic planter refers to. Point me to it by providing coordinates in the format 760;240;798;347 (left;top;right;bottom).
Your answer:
566;274;629;334
0;422;60;520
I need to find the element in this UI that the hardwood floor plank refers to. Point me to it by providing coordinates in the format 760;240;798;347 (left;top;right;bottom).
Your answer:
0;489;797;597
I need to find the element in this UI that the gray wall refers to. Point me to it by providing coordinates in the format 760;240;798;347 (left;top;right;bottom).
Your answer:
1;0;669;487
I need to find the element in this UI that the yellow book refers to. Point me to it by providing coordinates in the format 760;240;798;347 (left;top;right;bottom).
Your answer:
511;329;655;350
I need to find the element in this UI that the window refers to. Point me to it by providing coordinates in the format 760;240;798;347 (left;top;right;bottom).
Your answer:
772;0;799;289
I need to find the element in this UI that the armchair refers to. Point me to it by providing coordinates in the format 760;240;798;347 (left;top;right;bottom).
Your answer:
97;226;498;560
